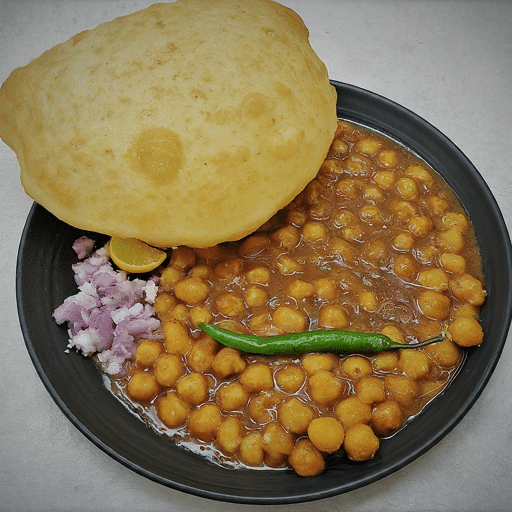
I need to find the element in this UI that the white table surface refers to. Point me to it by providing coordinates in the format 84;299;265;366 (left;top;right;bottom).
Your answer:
1;1;511;511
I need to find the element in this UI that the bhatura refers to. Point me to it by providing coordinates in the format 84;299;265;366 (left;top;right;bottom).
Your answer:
0;0;337;248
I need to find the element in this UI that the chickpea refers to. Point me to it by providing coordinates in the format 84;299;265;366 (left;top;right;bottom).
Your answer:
319;158;343;180
163;320;192;355
335;120;360;141
329;138;350;157
187;335;217;373
442;212;469;233
426;195;450;215
416;245;438;265
378;149;398;168
418;290;451;320
288;438;325;477
425;338;462;367
345;154;371;176
248;391;285;424
408;215;432;238
271;225;300;252
380;325;405;344
287;209;307;227
216;381;249;411
364;240;389;264
249;311;276;335
189;305;213;326
449;274;486;306
438;229;464;253
372;352;399;372
393;254;417;281
373;170;395;189
336;178;360;200
216;416;245;455
188;403;222;442
302;353;338;376
215;292;246;318
275;364;306;393
287;279;315;300
213;259;243;280
439;253;466;274
276;254;302;275
308;417;344;453
396;177;419;199
153;291;176;319
170;246;196;269
398;350;430;379
344;424;379;461
302;221;327;242
308;370;344;405
363;185;385;203
160;266;182;290
211;347;246;378
278;398;314;434
154;353;185;387
318;304;350;329
393;232;415;251
238;432;265;466
272;306;306;333
239;363;274;393
356;138;382;156
371;399;404;437
391;200;416;221
304;180;323;205
176;373;209;405
330;238;356;263
359;205;385;225
245;266;271;284
453;304;480;319
417;268;449;292
127;371;159;402
174;276;210;305
313;278;338;301
341;356;373;380
262;422;294;465
341;224;366;242
135;339;164;367
334;396;372;430
354;377;386;405
405;165;434;188
335;209;358;227
359;291;379;312
169;303;188;323
193;245;222;261
448;316;484;347
239;234;269;257
384;375;419;408
244;286;268;307
156;391;191;428
188;264;211;279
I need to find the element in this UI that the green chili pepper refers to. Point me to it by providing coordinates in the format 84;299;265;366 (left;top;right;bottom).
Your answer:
197;323;445;356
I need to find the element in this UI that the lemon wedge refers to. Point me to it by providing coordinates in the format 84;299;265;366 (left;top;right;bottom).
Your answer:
108;236;167;273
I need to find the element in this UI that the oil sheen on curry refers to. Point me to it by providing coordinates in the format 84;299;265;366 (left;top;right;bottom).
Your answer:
90;121;488;477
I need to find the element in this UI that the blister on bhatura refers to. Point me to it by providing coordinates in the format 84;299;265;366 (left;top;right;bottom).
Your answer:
0;0;337;248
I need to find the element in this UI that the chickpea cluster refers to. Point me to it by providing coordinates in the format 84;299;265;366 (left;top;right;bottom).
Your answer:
118;121;485;477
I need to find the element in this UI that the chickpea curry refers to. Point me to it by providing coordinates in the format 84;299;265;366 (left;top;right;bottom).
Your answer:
109;121;486;477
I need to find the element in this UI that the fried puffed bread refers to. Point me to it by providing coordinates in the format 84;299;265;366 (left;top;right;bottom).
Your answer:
0;0;337;248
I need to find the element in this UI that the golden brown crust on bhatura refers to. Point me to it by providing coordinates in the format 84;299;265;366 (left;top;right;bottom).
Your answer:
0;0;337;248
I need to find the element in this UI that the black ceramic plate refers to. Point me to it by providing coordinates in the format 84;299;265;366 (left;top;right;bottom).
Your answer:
16;82;512;504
